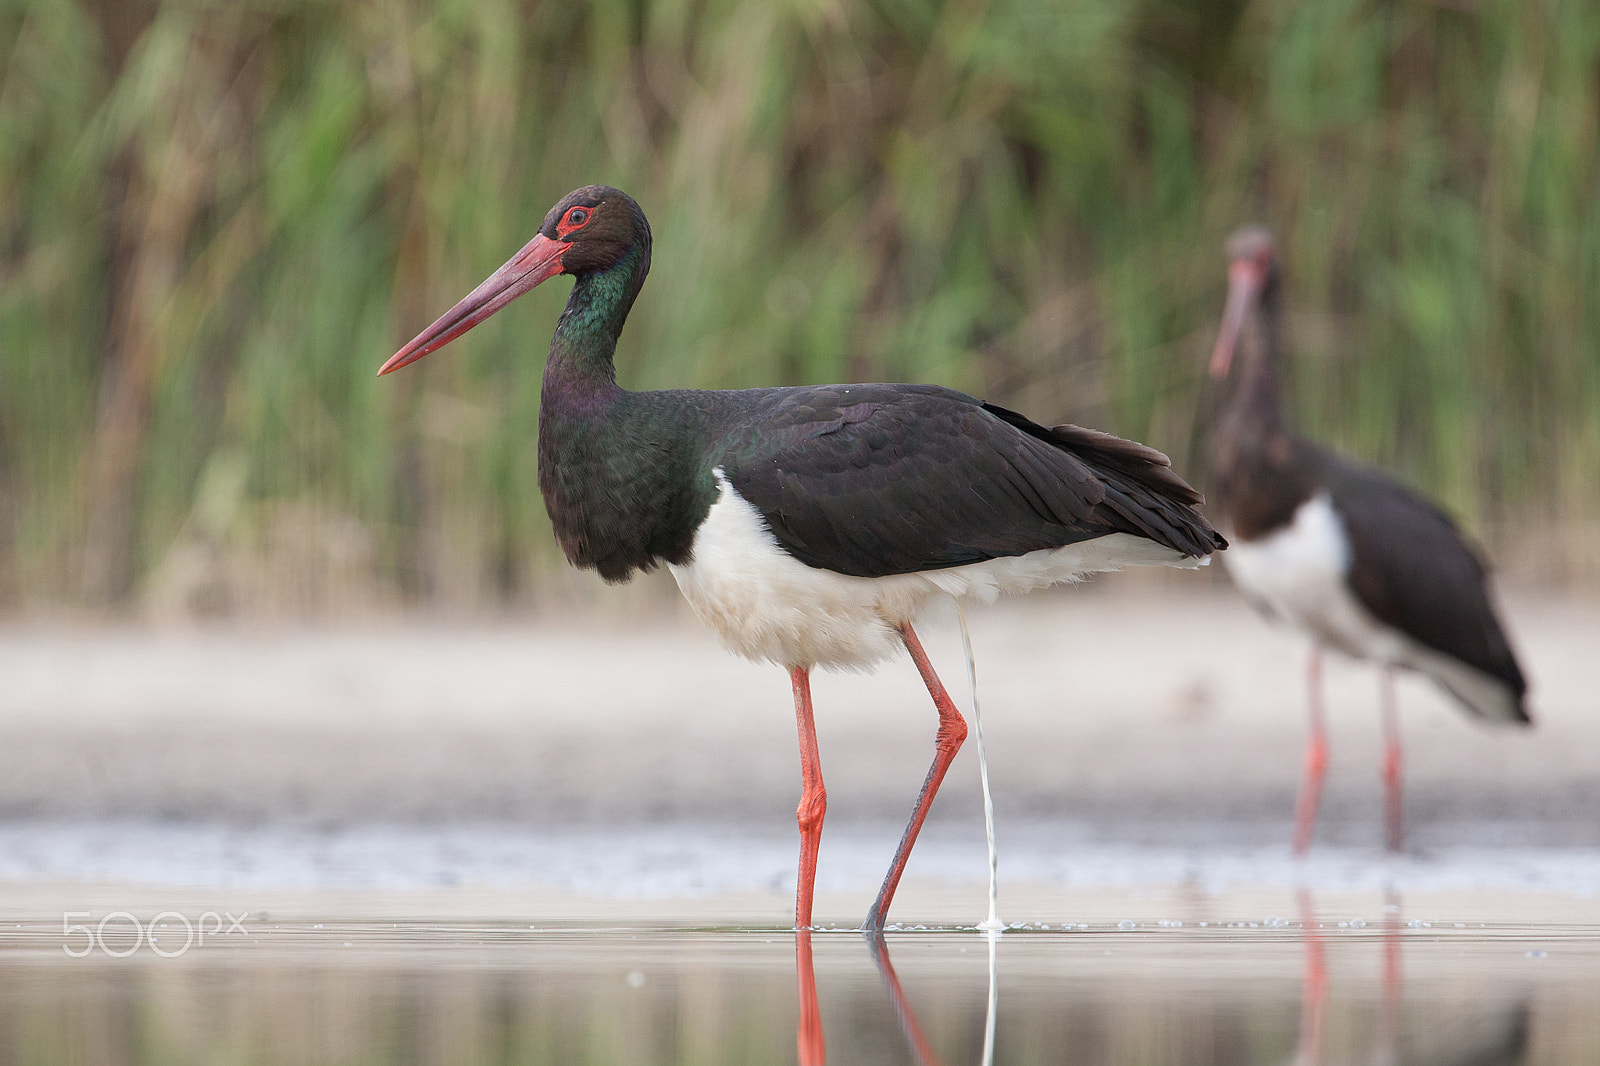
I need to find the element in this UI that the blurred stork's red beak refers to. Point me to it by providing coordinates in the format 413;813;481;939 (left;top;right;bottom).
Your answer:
379;232;568;375
1209;258;1265;380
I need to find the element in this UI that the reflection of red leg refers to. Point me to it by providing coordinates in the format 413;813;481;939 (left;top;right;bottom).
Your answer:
795;929;826;1066
1378;886;1403;1062
1380;668;1404;853
864;624;968;932
865;932;942;1066
1292;650;1328;856
1295;888;1326;1066
793;666;827;930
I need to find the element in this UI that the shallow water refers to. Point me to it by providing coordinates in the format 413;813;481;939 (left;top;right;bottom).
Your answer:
0;818;1595;1065
0;914;1592;1065
4;600;1595;1062
0;818;1597;896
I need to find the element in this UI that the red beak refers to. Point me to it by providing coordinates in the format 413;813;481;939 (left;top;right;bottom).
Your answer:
379;232;568;375
1209;258;1265;380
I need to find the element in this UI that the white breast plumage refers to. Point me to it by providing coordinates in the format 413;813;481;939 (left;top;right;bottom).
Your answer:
668;469;1201;670
1224;491;1522;721
1221;492;1407;661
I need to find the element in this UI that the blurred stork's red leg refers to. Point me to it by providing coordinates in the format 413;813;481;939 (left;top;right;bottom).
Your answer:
863;624;968;932
1380;667;1404;853
792;666;827;930
1293;649;1329;855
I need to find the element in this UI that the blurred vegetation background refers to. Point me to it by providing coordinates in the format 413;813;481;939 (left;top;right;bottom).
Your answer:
1;0;1596;617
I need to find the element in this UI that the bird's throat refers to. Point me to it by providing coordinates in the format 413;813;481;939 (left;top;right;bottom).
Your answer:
545;243;647;389
1223;300;1287;435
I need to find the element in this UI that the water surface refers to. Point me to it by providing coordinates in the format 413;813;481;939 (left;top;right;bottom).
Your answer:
0;911;1592;1064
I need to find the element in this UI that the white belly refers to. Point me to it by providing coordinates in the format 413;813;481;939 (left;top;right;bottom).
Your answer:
1224;493;1523;721
669;470;1203;670
1222;492;1406;663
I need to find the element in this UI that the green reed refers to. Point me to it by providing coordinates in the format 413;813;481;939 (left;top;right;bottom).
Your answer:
2;0;1596;612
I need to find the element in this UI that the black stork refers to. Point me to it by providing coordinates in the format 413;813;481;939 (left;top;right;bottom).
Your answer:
1208;227;1530;854
380;185;1225;930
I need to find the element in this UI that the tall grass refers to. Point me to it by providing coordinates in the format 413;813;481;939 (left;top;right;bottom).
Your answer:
2;0;1597;613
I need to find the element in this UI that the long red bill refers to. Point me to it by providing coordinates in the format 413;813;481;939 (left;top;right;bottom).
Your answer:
1209;259;1264;380
379;232;568;375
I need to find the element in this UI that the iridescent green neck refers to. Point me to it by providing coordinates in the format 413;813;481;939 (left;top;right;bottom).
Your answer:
547;242;647;387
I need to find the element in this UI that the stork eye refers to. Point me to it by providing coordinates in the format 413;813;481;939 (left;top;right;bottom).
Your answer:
567;208;589;226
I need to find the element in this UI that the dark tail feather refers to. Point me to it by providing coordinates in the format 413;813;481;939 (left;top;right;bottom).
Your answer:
982;404;1225;558
1045;422;1205;507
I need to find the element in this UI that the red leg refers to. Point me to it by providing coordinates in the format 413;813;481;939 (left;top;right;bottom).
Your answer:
863;624;968;932
795;929;826;1065
792;665;827;930
1292;649;1328;856
1380;667;1404;853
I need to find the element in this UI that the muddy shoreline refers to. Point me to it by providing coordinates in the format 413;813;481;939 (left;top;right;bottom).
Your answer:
0;582;1593;840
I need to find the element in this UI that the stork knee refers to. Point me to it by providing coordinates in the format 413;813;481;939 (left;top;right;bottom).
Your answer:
797;788;827;834
937;711;968;753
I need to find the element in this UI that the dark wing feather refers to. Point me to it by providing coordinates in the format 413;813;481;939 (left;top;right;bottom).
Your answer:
983;404;1225;558
1325;455;1529;720
712;384;1222;579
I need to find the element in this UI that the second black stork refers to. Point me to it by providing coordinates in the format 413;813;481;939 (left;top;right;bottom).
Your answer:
380;185;1225;931
1208;227;1530;854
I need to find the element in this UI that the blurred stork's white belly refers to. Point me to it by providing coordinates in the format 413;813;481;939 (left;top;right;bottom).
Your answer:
1223;492;1406;665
